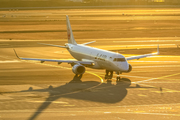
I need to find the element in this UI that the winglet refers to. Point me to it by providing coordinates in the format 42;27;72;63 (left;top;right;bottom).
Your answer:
157;44;160;55
13;49;20;59
153;45;159;55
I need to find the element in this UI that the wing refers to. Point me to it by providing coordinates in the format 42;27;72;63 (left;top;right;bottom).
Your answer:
126;45;159;61
13;49;93;66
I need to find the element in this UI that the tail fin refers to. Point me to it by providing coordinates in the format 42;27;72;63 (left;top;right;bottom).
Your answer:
66;15;77;45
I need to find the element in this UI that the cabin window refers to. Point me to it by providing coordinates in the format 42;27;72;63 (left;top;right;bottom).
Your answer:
113;58;126;62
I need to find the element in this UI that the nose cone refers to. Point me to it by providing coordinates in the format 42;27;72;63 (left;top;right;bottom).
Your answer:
118;62;129;72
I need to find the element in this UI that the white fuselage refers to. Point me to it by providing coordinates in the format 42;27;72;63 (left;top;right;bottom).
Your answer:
66;43;129;72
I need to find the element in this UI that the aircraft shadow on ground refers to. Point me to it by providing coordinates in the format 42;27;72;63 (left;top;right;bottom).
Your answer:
19;75;152;120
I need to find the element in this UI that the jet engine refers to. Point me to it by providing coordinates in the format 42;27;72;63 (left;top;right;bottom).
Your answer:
72;64;86;75
125;64;132;73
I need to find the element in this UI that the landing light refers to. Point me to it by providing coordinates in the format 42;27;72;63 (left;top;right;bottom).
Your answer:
92;63;95;66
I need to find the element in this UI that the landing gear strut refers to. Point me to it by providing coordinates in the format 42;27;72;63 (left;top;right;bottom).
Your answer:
105;70;113;79
116;72;122;81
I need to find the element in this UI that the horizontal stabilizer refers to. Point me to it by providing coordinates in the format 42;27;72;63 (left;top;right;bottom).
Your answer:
81;41;96;45
38;43;68;48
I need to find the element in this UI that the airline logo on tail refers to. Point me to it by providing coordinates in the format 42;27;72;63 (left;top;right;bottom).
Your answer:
67;29;70;40
66;15;77;45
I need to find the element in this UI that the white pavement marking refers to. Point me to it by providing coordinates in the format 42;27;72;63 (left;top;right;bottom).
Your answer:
28;101;69;104
133;65;180;68
0;85;42;91
113;40;180;43
0;60;20;63
0;95;13;100
133;72;180;83
130;61;179;63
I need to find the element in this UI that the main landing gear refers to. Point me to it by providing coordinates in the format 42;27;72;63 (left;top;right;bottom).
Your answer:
105;70;113;79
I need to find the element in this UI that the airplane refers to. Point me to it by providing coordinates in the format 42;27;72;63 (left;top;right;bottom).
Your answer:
14;15;159;81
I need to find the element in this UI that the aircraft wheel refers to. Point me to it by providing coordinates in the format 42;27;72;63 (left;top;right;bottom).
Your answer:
105;75;108;79
116;77;121;81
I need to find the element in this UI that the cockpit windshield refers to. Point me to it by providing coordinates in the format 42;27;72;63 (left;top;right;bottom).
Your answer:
113;58;126;62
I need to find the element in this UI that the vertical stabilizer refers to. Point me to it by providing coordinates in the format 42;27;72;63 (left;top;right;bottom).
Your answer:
66;15;77;45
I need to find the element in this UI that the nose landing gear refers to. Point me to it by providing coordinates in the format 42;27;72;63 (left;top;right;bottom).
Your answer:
116;72;122;81
104;70;122;81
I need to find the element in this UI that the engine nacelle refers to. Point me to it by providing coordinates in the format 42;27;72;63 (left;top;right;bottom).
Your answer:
126;64;132;73
124;64;132;73
72;64;86;75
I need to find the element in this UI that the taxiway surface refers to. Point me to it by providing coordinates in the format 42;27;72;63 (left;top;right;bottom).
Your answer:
0;44;180;120
0;8;180;120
